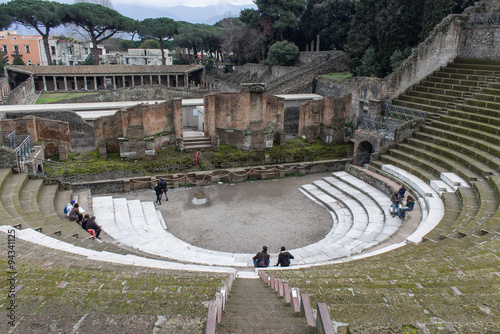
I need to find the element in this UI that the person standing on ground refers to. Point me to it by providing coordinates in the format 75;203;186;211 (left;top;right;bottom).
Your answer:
312;76;318;93
390;191;401;218
275;246;294;267
160;177;168;201
155;180;163;205
253;246;270;267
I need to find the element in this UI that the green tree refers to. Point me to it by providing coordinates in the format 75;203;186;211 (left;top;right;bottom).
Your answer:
254;0;306;42
137;18;177;65
267;40;299;66
0;51;8;76
419;0;455;41
7;0;67;65
12;57;26;65
239;8;260;30
80;54;95;65
65;2;135;64
139;39;161;49
303;0;355;51
356;47;381;77
0;3;12;30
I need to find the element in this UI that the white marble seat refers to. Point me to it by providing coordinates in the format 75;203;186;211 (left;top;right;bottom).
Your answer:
381;164;445;243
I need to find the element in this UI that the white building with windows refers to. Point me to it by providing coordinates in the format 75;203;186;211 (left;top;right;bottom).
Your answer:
114;49;173;66
38;38;106;66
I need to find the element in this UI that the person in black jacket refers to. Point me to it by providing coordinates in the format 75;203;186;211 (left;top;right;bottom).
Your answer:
155;180;163;205
275;246;294;267
86;216;102;239
160;177;168;201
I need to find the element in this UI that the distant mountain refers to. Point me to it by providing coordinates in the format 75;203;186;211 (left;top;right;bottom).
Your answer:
115;3;256;24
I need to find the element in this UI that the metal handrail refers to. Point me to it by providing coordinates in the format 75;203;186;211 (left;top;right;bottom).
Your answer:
382;99;427;123
470;12;500;26
0;131;17;149
360;115;398;141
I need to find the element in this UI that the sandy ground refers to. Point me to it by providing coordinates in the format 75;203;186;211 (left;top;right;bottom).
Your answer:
106;172;334;254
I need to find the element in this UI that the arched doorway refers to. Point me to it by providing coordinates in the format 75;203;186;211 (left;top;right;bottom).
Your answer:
356;141;373;165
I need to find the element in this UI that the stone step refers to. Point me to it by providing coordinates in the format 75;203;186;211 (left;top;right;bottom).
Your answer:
441;172;469;190
413;131;500;171
441;66;500;77
0;173;28;219
448;60;500;72
421;79;473;92
448;108;500;128
412;84;465;97
38;184;58;216
428;119;500;147
434;71;492;82
392;99;441;114
428;75;483;88
379;164;445;243
421;126;500;158
397;94;450;108
384;148;441;183
405;137;493;179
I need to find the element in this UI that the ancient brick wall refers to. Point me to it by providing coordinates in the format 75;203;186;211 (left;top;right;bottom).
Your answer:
0;147;18;170
1;76;36;105
203;90;285;150
0;76;10;101
298;96;351;142
0;116;71;158
459;25;500;59
93;99;182;158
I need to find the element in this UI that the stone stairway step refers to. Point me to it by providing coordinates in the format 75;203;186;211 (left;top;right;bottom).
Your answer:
397;94;450;108
387;147;444;182
421;126;500;158
422;192;461;242
421;79;473;92
217;278;311;334
426;119;500;147
434;71;492;82
0;173;28;219
428;75;483;88
438;113;500;136
441;66;500;77
441;172;469;190
38;184;58;216
412;84;465;97
413;131;500;171
448;108;500;128
405;137;496;178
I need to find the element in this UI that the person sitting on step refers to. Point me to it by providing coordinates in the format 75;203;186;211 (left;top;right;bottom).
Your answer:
86;216;102;239
253;246;270;267
275;246;294;267
81;213;91;230
399;195;415;219
64;199;75;217
68;203;83;223
398;184;407;199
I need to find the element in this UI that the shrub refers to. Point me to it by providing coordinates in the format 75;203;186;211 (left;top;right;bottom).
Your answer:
266;40;299;66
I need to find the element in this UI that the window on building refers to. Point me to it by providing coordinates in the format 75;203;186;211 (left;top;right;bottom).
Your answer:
144;58;147;65
67;46;73;55
1;45;6;53
125;58;129;64
69;60;74;66
25;45;30;53
13;45;19;55
84;48;88;55
51;46;56;55
27;60;32;65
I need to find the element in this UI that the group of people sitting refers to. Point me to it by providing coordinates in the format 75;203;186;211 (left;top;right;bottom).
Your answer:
253;246;295;268
64;200;102;239
391;184;415;219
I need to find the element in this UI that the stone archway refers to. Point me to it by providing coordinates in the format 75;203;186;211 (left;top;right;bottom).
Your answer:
356;140;373;165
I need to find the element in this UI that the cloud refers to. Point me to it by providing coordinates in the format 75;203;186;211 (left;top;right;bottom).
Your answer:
110;0;254;7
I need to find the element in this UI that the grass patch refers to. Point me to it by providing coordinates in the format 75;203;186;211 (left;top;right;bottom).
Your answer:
320;72;353;82
51;139;353;177
36;92;98;104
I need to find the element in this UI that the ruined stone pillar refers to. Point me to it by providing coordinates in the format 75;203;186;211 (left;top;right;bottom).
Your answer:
84;77;88;90
172;98;183;140
158;75;161;85
185;74;188;87
53;76;57;91
132;76;135;87
42;76;47;91
113;76;117;90
63;76;68;91
167;75;170;87
74;76;77;90
316;35;320;52
122;75;126;88
150;75;153;85
94;76;97;90
311;40;314;52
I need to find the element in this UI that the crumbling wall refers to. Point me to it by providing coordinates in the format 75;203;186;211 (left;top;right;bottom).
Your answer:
203;89;285;150
1;76;36;105
93;99;182;158
298;96;351;143
0;116;71;158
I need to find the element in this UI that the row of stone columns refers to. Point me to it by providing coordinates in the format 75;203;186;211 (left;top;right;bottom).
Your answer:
40;73;190;92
